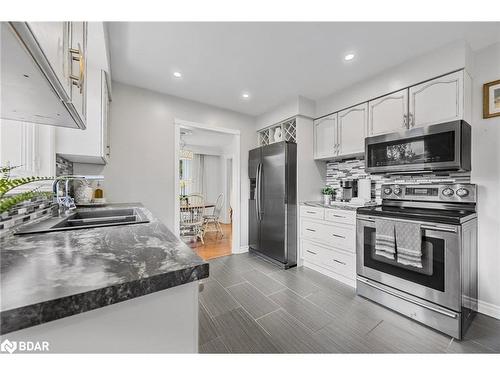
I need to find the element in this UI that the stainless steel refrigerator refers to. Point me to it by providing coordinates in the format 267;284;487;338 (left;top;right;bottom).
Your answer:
248;141;297;268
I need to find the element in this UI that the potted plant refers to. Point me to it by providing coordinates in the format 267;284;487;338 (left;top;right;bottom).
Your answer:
321;186;333;205
0;165;53;214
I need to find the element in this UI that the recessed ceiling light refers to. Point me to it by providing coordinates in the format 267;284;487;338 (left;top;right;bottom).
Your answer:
344;53;355;61
173;71;182;78
242;92;250;99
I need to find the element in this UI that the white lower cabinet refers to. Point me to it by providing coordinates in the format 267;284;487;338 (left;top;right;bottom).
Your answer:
300;205;356;287
302;241;356;281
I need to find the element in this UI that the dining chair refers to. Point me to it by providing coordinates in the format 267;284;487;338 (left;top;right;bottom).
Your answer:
180;194;205;244
203;193;224;238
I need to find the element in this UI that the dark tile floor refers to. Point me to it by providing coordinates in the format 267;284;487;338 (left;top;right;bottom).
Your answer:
199;253;500;353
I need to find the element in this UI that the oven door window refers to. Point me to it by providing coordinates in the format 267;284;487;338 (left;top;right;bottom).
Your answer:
363;227;445;292
367;131;455;168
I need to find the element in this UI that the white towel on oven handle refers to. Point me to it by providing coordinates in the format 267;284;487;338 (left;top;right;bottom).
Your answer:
395;221;423;268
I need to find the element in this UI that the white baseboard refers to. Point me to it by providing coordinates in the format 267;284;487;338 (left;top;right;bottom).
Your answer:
462;295;500;319
476;299;500;320
233;245;249;254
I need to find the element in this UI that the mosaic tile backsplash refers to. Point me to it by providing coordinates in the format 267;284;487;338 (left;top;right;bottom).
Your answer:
56;154;74;176
325;158;471;203
0;155;72;238
0;196;56;238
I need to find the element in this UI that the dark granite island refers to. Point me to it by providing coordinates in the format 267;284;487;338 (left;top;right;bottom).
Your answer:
0;204;209;353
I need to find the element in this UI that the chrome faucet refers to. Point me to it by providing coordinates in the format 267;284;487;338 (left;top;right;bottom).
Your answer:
52;175;104;216
53;177;76;216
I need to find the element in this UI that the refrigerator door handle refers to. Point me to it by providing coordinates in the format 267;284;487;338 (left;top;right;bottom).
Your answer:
256;163;262;221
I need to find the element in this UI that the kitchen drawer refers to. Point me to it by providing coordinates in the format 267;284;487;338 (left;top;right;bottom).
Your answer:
324;208;356;225
301;219;325;242
300;205;325;220
322;223;356;253
302;240;356;280
301;219;356;253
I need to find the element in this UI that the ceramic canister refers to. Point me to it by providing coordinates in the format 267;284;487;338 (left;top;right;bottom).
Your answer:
75;181;94;204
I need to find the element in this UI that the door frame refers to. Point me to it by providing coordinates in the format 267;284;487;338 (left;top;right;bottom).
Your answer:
173;119;241;255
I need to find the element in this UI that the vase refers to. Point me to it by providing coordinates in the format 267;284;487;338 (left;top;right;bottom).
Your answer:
274;127;283;142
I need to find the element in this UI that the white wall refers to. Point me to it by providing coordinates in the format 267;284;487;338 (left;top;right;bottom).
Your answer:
315;41;471;118
470;42;500;317
75;82;255;247
296;116;326;202
202;154;222;205
256;96;315;131
184;144;224;156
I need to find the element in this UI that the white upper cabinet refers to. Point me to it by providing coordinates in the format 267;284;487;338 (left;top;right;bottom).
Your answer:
101;70;111;162
0;119;55;181
368;89;408;136
1;22;87;129
409;70;464;128
313;114;337;159
26;22;72;99
56;22;111;164
69;22;87;123
337;103;368;157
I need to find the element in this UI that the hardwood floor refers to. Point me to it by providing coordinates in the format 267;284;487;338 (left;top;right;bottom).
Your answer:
199;253;500;353
188;223;232;261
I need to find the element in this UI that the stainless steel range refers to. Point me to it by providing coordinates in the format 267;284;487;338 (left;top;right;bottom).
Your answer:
356;183;477;339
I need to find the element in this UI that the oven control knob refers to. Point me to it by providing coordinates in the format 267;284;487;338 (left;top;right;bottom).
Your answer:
383;187;392;195
456;188;469;197
442;188;454;197
393;187;402;196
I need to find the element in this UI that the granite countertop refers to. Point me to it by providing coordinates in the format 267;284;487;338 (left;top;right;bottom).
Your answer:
0;203;209;334
301;201;378;211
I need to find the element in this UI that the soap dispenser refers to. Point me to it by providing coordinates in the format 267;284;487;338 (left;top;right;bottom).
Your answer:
93;181;105;203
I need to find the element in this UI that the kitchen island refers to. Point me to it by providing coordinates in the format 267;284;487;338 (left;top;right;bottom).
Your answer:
0;203;209;353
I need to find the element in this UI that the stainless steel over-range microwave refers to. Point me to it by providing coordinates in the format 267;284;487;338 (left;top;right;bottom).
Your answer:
365;120;471;174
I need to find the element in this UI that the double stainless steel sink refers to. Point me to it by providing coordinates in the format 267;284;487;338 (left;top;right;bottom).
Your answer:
15;208;150;235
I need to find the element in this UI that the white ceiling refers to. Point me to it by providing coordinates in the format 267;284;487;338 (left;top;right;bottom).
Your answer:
108;22;500;116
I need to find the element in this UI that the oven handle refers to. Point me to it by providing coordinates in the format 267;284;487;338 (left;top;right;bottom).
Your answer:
357;216;457;233
357;276;458;319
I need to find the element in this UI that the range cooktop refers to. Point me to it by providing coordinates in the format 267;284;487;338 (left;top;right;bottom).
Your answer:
357;205;477;225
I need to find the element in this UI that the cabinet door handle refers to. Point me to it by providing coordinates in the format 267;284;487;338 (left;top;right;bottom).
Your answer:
403;114;408;129
306;250;317;255
332;214;345;218
333;259;346;265
409;113;415;128
69;43;85;94
332;234;345;239
306;228;316;232
306;211;317;214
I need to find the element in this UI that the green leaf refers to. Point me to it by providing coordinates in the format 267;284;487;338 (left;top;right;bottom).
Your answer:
0;176;54;198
